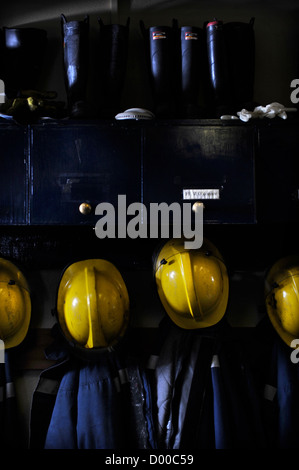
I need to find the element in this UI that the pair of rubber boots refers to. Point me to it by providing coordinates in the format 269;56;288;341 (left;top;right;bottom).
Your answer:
140;20;205;118
141;18;255;118
61;15;130;118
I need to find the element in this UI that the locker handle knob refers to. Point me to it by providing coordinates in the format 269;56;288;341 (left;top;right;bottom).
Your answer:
192;201;205;212
79;202;92;215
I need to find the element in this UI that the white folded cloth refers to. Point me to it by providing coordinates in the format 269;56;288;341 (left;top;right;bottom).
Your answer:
237;102;297;122
220;102;297;122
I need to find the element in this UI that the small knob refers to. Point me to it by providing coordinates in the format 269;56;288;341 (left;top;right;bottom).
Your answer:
79;202;92;215
192;201;205;212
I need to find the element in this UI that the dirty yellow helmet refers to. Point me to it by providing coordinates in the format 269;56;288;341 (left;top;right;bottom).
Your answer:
0;258;31;349
57;259;130;351
265;255;299;348
154;238;229;329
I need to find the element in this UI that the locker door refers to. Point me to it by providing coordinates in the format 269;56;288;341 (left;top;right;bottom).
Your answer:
0;123;27;225
29;122;141;225
143;123;256;224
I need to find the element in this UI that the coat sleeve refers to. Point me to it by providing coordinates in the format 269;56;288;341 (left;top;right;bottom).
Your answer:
44;366;79;449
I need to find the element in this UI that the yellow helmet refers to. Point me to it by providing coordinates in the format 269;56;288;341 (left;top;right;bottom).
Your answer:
57;259;130;350
0;258;31;349
265;255;299;348
154;238;229;329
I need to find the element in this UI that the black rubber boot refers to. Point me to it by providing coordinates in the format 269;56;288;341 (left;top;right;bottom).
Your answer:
206;20;232;117
97;18;130;117
140;20;177;117
179;25;205;118
3;27;47;99
224;18;255;112
61;14;89;118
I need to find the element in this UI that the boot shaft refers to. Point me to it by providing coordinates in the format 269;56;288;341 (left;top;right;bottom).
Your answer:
98;18;130;75
61;14;89;117
206;18;255;115
2;27;47;97
179;25;207;117
180;26;203;94
140;20;177;117
206;20;231;111
61;15;89;95
98;17;130;114
224;18;255;109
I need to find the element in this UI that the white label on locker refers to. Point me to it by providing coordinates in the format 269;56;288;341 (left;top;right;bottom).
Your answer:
183;189;220;200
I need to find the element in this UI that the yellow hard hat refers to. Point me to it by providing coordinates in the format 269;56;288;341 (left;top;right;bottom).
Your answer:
265;255;299;348
57;259;130;350
154;238;229;329
0;258;31;349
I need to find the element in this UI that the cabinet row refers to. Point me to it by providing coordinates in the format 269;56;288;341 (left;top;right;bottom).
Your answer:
1;120;298;226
